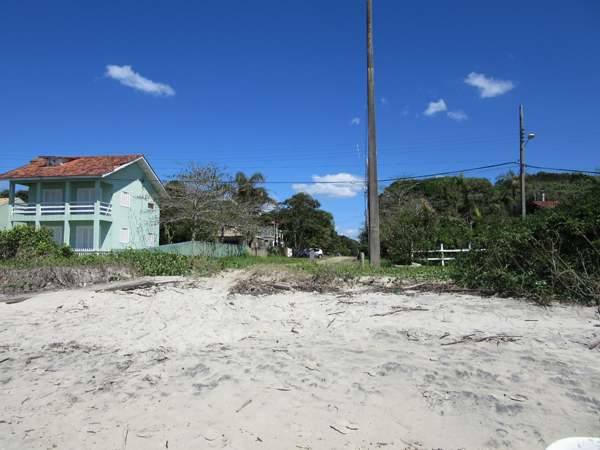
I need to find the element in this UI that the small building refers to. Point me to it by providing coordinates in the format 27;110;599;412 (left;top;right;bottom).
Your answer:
0;155;164;251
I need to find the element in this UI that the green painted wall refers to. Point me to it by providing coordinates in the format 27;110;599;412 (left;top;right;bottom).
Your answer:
104;162;160;249
0;198;24;229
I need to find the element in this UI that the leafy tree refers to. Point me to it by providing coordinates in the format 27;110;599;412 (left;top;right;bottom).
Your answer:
0;189;29;202
158;162;269;244
330;231;360;256
276;193;335;251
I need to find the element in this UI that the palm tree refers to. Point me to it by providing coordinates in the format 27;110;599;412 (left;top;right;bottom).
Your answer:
233;172;272;208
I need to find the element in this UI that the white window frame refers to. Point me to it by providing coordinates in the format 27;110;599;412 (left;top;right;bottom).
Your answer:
120;227;130;244
121;191;131;208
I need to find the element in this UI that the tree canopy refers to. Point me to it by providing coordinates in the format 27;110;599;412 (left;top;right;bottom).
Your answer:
159;163;273;244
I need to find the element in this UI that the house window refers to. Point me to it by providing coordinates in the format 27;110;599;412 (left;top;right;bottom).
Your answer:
42;189;62;204
46;226;63;244
148;202;156;210
77;188;94;203
75;226;93;249
121;191;131;207
120;227;130;244
146;233;155;247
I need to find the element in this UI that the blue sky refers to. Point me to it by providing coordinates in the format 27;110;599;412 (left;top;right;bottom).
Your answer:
1;1;599;239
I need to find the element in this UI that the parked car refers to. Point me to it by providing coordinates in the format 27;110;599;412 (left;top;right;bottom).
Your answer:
299;248;323;258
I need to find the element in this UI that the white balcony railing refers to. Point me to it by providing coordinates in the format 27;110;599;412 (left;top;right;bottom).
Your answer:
11;202;113;217
40;202;66;215
11;203;37;215
99;202;113;216
69;202;95;214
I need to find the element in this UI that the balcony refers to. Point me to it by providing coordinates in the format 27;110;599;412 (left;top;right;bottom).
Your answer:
11;202;113;217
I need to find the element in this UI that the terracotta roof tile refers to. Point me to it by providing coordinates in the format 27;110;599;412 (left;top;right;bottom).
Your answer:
0;155;144;179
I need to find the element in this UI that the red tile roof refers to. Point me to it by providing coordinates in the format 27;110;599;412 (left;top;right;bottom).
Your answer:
0;155;144;179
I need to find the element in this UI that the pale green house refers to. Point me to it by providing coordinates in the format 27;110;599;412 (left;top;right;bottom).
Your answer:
0;155;164;251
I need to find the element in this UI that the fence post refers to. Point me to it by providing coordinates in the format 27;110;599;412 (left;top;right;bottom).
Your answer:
359;252;365;268
441;243;445;267
310;249;315;264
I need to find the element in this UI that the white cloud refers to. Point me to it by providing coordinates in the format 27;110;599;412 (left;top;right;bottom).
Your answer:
350;117;361;125
464;72;514;98
447;110;468;121
293;173;364;199
340;228;359;239
381;97;388;105
424;99;447;116
104;65;175;96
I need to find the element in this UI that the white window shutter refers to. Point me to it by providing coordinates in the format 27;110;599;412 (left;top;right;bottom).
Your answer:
121;191;130;207
120;228;130;244
146;233;155;247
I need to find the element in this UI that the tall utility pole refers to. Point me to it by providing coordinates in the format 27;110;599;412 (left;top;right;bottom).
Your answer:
367;0;380;267
519;106;526;220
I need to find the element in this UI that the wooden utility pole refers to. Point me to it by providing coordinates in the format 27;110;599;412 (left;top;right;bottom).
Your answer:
367;0;380;267
520;106;526;220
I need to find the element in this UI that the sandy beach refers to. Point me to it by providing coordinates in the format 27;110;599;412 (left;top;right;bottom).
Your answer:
1;270;599;449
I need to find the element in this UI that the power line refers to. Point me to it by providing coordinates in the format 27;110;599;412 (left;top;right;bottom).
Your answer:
525;164;600;175
377;162;519;182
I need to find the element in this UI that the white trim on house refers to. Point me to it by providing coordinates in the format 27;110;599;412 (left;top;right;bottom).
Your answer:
101;156;166;195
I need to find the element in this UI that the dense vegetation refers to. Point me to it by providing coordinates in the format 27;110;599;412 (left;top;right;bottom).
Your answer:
359;171;599;304
450;184;600;304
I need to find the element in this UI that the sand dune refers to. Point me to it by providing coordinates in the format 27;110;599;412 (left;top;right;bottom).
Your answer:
1;271;599;449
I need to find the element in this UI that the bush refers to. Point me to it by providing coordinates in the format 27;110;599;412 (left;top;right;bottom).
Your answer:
109;249;195;277
0;225;73;261
451;185;600;304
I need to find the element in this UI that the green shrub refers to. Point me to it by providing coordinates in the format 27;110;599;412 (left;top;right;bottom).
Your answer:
451;185;600;304
0;225;73;261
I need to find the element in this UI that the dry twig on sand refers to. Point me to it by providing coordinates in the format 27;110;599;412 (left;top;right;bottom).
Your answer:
371;307;429;317
441;334;522;346
236;399;252;412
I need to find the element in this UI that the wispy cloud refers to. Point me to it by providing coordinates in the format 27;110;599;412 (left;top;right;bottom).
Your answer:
447;110;468;121
293;173;364;199
424;99;447;116
350;117;361;125
381;97;388;105
464;72;514;98
104;65;175;96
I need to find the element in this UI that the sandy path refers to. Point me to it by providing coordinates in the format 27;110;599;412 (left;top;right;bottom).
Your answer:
1;272;599;449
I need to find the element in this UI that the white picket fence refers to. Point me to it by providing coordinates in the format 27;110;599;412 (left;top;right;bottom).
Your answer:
74;249;111;256
414;243;483;266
